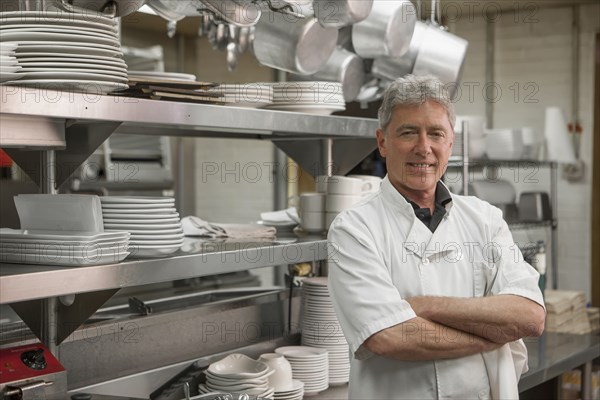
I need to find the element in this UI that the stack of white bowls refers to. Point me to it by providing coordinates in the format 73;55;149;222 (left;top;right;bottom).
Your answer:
100;196;183;258
298;192;326;234
275;346;329;396
453;115;486;159
199;353;275;399
324;175;382;228
262;82;345;115
300;277;350;386
258;353;304;400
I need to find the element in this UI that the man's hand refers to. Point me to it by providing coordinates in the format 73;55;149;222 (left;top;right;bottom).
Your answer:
406;295;545;344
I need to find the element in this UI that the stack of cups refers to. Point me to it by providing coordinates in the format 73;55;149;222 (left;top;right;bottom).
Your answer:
324;175;382;229
298;192;327;233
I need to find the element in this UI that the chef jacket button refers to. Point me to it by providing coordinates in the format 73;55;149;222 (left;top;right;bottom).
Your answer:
422;258;430;265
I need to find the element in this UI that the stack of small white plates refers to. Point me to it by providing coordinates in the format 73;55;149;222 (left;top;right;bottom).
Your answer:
209;83;273;108
274;380;304;400
128;70;197;82
262;81;345;115
0;228;130;266
100;196;183;258
275;346;329;396
1;11;127;93
300;277;350;386
198;353;275;399
0;42;23;83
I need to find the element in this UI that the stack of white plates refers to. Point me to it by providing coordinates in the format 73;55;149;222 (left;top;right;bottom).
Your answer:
127;70;197;82
198;354;275;399
300;277;350;386
275;346;329;396
274;380;304;400
0;228;130;266
0;42;22;82
209;83;273;108
100;196;183;258
262;81;345;115
1;11;127;93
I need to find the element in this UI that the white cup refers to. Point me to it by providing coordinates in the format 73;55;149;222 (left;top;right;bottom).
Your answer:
300;211;325;232
258;353;293;391
348;174;382;194
299;192;326;213
326;194;362;212
327;176;372;195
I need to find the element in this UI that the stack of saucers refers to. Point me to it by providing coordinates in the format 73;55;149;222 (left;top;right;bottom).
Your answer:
0;42;22;83
275;346;329;396
100;196;183;258
198;353;275;399
0;228;129;266
262;81;345;115
1;10;127;93
300;277;350;385
273;380;304;400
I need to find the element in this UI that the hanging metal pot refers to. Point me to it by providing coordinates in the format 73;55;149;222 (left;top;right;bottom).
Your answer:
313;0;374;28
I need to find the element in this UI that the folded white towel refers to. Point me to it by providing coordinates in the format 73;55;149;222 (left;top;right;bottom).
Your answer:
260;207;300;224
182;216;276;239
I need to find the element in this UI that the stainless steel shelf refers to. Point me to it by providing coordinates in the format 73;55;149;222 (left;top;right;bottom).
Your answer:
448;157;556;168
0;236;327;304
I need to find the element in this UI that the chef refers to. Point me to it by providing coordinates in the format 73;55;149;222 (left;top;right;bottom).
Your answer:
327;74;546;399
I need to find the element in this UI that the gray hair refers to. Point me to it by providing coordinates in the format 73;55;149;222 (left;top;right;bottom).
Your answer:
377;74;456;132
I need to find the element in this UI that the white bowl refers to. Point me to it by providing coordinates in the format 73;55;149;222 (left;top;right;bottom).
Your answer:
208;353;271;378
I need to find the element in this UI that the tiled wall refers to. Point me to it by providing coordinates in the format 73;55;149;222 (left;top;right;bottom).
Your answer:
448;3;599;300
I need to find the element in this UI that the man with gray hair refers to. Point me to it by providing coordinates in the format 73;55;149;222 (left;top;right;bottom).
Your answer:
327;75;546;399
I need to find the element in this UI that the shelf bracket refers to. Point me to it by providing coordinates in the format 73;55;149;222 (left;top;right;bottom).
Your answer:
5;120;122;189
273;138;376;177
10;289;119;346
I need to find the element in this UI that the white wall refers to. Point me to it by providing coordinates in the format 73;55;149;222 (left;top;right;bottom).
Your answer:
448;3;599;300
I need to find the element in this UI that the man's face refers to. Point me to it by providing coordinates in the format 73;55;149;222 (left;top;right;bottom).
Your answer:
376;100;454;197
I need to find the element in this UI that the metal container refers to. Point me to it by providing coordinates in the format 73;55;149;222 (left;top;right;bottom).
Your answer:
253;7;338;74
351;0;417;58
291;47;365;102
371;20;427;80
313;0;373;28
518;192;552;222
412;24;469;88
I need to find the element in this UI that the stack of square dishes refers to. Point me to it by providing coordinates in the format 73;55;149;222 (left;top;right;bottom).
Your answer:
100;196;183;258
0;229;129;266
0;10;127;93
0;42;22;83
198;353;275;399
261;82;345;115
275;346;329;396
299;277;350;386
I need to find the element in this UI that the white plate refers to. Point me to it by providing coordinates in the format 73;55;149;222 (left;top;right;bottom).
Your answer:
0;17;117;32
0;42;18;51
128;70;196;81
1;25;118;38
15;43;122;57
18;56;126;67
2;79;128;94
0;27;118;43
130;234;184;241
100;196;175;204
20;71;127;83
102;212;179;219
101;203;178;209
20;62;127;74
275;346;328;359
0;11;117;26
1;31;120;47
102;208;178;214
130;239;184;246
104;222;182;230
106;227;182;235
0;71;24;81
127;246;180;258
0;250;129;266
104;217;180;224
0;228;128;241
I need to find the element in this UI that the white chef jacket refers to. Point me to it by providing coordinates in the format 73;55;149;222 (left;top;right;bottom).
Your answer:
327;176;545;400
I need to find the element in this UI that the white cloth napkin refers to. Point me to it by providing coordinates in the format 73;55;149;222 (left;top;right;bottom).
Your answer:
182;216;276;239
260;207;300;224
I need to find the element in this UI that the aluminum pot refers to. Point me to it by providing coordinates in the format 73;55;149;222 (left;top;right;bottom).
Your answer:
291;47;365;102
351;0;416;58
313;0;373;28
371;20;427;80
412;24;469;89
253;6;338;75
